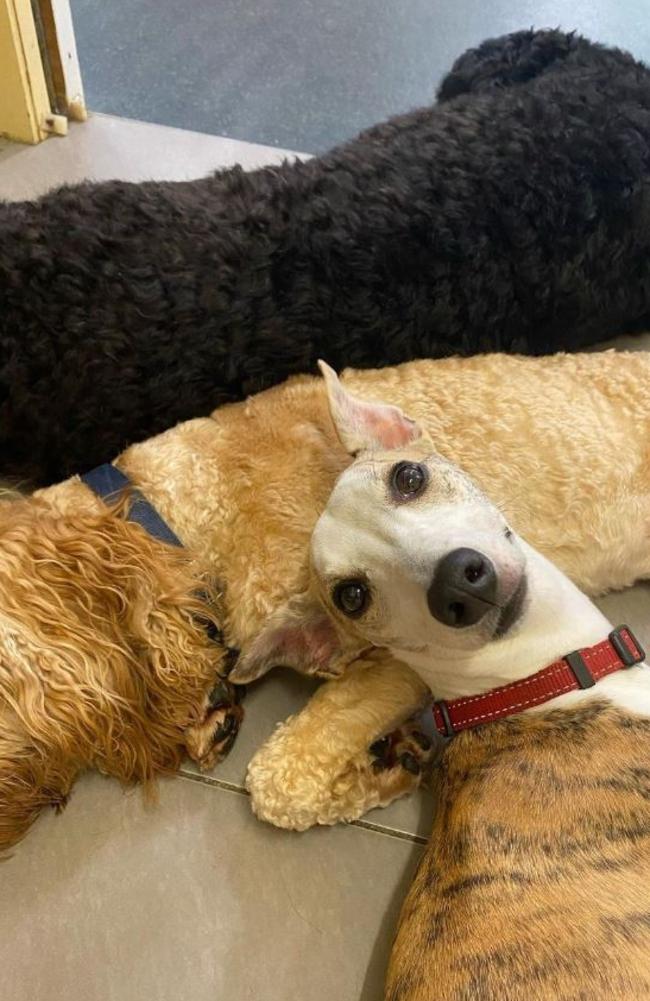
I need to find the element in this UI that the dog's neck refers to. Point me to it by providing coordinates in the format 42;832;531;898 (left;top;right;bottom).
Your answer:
37;417;228;566
116;419;226;562
393;539;650;718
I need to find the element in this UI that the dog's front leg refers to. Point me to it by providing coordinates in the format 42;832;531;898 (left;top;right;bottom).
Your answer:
246;652;431;830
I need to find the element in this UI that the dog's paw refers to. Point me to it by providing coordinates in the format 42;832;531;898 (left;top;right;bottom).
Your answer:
52;791;71;815
370;717;437;778
184;679;245;771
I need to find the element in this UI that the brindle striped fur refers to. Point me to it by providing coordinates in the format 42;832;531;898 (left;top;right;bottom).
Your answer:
386;702;650;1000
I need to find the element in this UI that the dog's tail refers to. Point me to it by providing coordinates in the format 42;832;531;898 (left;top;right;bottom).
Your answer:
436;28;584;102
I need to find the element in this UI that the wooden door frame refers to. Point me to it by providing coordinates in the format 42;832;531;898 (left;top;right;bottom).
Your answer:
0;0;85;144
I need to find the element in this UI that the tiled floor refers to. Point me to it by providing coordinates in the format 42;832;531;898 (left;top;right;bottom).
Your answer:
0;114;304;198
2;775;424;1001
68;0;650;151
0;117;649;1001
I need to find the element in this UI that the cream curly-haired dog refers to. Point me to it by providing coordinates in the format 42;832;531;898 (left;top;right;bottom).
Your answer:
3;349;649;848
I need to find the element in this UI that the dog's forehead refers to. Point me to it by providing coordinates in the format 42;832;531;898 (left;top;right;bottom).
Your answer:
314;449;479;557
330;447;474;507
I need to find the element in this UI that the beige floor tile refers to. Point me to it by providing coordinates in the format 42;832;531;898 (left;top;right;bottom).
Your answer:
1;772;422;1001
0;112;304;201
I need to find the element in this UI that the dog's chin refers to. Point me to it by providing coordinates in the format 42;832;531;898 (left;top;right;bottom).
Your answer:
493;574;528;639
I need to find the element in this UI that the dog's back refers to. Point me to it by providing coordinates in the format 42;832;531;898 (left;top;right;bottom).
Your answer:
386;703;650;1000
3;29;650;485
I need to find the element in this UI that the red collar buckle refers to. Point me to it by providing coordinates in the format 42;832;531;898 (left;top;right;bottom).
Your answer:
432;624;645;738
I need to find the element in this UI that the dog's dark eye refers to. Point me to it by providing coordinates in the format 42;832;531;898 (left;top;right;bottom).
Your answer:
333;580;370;617
392;461;427;499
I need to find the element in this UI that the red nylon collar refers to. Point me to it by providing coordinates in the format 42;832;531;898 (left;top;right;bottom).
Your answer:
431;625;645;738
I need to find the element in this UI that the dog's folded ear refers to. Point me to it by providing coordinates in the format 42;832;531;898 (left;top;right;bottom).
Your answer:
228;593;358;684
318;360;422;455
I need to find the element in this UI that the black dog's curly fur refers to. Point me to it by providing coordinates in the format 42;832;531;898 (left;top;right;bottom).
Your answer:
3;29;650;485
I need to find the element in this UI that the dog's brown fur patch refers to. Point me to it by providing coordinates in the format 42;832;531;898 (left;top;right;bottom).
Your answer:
386;703;650;1000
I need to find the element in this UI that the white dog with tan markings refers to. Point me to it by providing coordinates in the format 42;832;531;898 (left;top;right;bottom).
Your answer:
283;364;650;1000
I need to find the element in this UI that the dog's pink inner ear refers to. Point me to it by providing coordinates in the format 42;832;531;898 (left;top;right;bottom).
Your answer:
359;407;420;450
277;617;340;670
228;610;343;684
318;360;421;454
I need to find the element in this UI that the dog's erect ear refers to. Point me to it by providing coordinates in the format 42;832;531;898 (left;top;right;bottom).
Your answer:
318;360;422;455
228;594;357;684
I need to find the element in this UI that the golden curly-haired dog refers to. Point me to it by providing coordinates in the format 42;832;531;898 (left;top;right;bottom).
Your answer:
3;349;649;848
0;494;239;851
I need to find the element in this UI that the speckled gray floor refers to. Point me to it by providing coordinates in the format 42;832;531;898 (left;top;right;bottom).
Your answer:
69;0;650;152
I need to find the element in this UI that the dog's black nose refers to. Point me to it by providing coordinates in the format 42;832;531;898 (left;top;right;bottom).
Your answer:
427;548;497;627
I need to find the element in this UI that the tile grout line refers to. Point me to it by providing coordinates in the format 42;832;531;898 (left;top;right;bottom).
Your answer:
351;818;427;846
179;770;249;797
179;769;428;846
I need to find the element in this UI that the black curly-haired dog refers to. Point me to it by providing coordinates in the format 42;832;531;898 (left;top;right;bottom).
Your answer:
3;29;650;485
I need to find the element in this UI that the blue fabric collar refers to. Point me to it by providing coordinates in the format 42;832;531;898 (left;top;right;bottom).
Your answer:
80;463;183;548
80;463;242;675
